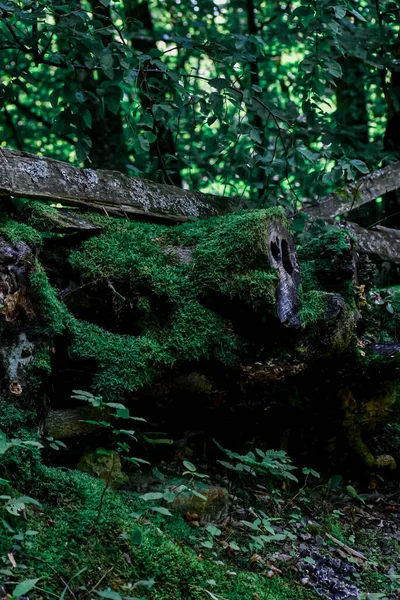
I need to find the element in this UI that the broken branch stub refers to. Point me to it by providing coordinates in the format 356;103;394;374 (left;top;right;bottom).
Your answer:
267;219;301;326
0;148;241;223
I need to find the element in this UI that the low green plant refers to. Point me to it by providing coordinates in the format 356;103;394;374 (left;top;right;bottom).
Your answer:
71;389;151;468
139;459;210;517
214;440;298;482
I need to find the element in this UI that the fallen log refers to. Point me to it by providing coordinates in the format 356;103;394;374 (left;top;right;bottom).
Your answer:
0;148;241;223
46;406;111;439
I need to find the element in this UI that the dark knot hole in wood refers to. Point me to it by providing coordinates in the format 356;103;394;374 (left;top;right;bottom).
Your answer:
270;238;281;261
281;239;294;275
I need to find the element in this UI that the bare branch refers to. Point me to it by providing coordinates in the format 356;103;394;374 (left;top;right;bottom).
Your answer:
344;221;400;265
307;162;400;219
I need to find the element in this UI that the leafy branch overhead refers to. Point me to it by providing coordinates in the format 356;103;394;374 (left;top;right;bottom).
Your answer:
1;0;398;205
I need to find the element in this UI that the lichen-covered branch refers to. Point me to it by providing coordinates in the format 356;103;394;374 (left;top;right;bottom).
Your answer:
346;221;400;264
307;162;400;219
0;148;241;223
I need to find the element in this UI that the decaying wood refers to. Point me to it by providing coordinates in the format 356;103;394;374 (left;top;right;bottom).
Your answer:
325;533;367;562
345;221;400;265
267;219;302;326
46;406;111;439
0;148;241;223
307;162;400;219
38;209;103;233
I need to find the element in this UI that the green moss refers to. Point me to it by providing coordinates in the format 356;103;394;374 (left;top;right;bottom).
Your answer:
298;288;327;325
15;200;63;230
298;228;355;261
30;265;70;337
25;346;52;395
0;401;41;483
69;208;281;313
67;301;237;397
0;218;43;247
1;465;314;600
28;210;289;398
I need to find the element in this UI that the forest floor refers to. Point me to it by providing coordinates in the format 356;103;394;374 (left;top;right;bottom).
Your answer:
2;458;400;600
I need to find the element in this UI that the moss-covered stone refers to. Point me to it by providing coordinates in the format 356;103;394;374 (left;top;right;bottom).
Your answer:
78;448;128;488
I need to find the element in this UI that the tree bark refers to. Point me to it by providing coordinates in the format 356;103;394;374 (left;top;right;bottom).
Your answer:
344;221;400;265
307;162;400;220
46;406;111;439
0;148;240;222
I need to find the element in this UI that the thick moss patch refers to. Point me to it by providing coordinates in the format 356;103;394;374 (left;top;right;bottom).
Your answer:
29;209;288;398
0;466;316;600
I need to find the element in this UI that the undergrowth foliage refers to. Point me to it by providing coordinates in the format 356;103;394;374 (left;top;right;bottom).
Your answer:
0;387;325;600
215;440;299;482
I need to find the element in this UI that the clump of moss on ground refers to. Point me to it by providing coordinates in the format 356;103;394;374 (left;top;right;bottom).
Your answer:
0;466;316;600
0;401;41;483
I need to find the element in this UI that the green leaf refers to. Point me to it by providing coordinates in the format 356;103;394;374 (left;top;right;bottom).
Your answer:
163;490;176;502
12;578;40;597
190;489;207;500
346;485;358;498
150;506;173;516
250;129;262;144
298;148;318;162
209;77;230;91
49;88;60;108
152;467;165;481
302;467;320;478
201;540;214;548
142;492;164;501
143;130;157;143
206;525;222;537
183;460;196;472
326;60;342;79
333;5;346;18
349;7;366;21
99;0;110;5
204;591;220;600
350;159;369;174
241;520;261;531
0;430;8;454
81;108;92;129
96;591;122;600
142;435;173;445
100;54;114;80
138;136;150;152
75;91;86;103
